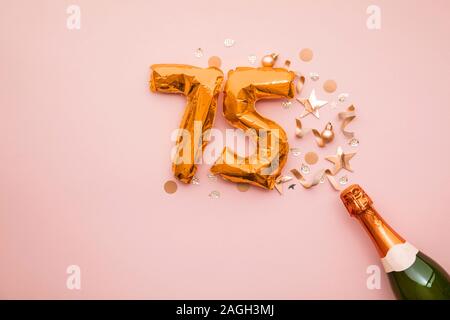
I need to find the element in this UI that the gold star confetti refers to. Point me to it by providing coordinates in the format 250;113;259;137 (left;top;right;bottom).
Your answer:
325;146;356;175
297;89;328;119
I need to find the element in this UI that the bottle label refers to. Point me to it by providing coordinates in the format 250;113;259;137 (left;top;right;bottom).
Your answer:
381;242;419;273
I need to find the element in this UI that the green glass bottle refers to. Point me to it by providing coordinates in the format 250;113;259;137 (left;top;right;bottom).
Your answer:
340;184;450;300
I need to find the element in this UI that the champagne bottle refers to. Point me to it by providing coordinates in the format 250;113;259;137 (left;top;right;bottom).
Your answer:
340;184;450;300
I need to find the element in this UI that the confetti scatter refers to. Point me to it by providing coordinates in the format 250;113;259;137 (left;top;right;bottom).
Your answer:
274;175;294;195
325;146;356;175
339;175;349;185
291;168;341;191
208;190;221;199
224;38;235;47
237;183;250;192
295;118;332;148
299;48;314;62
290;148;302;157
281;100;292;109
338;105;357;138
298;89;328;119
301;163;311;175
191;176;200;185
248;54;257;64
319;175;326;184
295;119;334;148
349;138;359;147
309;72;320;81
290;169;302;180
277;176;293;184
194;48;203;58
208;56;222;68
338;93;349;102
207;173;217;181
323;79;337;93
296;75;305;94
164;180;178;194
305;151;319;165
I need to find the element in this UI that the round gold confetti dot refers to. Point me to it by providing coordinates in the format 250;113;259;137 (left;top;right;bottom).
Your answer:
323;79;337;93
305;152;319;165
299;48;313;62
208;56;222;68
164;180;178;194
237;183;250;192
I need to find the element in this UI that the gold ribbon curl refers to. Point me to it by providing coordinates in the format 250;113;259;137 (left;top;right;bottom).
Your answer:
338;105;356;138
295;118;328;147
290;168;341;191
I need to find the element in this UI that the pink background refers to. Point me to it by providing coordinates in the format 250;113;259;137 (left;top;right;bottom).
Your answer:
1;0;449;299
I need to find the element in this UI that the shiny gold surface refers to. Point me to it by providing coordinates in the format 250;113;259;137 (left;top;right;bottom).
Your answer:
210;67;295;190
296;119;335;147
325;146;356;175
340;184;373;216
341;185;405;257
150;64;224;183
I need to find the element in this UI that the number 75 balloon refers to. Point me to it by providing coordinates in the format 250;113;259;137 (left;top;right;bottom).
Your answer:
150;58;296;190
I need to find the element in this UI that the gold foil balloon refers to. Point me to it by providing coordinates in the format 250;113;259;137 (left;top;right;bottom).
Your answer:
150;64;224;183
210;67;296;190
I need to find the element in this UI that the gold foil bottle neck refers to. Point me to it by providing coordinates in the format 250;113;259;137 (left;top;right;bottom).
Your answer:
340;184;373;216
